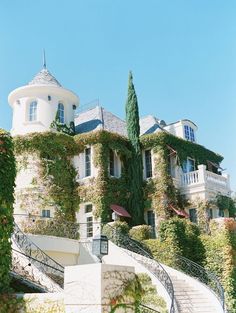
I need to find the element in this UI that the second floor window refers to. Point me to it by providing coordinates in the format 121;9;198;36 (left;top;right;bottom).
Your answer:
183;158;195;173
109;149;115;176
85;148;91;177
145;150;152;178
58;103;64;124
29;101;37;121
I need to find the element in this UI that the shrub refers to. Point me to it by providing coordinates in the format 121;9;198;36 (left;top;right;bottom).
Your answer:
129;225;152;241
102;221;129;244
201;219;236;312
0;130;16;293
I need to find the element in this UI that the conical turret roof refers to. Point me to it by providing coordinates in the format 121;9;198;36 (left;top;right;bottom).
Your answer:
28;68;62;87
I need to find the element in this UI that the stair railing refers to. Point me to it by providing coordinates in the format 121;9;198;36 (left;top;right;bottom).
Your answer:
102;224;175;313
12;223;64;287
174;254;225;311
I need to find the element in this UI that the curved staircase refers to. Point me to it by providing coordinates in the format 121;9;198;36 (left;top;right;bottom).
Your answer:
11;223;64;292
102;224;225;313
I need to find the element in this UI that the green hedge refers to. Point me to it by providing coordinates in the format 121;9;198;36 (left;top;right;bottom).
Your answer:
129;225;152;241
0;130;16;293
201;219;236;312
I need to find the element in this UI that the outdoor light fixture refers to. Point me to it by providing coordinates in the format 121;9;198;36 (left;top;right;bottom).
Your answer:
92;234;109;262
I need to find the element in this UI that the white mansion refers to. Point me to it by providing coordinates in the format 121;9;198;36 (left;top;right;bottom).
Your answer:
9;65;231;237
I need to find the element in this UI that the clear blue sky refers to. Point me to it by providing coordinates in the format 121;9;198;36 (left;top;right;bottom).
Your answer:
0;1;235;191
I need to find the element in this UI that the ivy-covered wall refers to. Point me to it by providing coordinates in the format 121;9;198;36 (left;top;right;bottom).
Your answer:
141;131;225;221
0;129;16;292
14;132;79;222
75;130;131;222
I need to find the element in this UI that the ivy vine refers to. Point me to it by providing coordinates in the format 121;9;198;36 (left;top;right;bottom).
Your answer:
0;129;16;292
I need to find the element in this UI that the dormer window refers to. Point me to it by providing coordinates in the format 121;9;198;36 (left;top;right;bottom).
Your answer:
29;101;37;121
58;103;64;124
184;125;195;142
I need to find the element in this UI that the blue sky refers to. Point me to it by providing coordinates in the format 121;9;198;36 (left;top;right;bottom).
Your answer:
0;1;235;191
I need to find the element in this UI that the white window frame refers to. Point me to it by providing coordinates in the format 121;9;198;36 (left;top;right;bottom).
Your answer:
41;209;50;218
28;100;37;122
58;102;65;124
84;147;92;177
183;157;195;173
143;149;153;179
109;149;121;178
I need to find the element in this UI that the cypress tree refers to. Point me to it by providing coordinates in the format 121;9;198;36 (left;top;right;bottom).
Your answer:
125;71;144;225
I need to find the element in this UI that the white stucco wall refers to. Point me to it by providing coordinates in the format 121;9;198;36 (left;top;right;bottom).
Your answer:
9;85;79;136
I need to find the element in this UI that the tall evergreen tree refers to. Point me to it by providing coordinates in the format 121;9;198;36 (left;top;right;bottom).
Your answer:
125;71;144;225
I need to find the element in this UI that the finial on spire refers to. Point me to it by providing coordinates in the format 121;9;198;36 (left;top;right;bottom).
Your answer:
43;49;46;69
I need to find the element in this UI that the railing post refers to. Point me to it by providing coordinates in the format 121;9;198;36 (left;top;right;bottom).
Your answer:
197;164;207;184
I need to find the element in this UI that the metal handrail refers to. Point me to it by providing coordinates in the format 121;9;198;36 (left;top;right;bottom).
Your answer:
12;223;64;287
174;254;225;311
139;304;161;313
102;224;175;313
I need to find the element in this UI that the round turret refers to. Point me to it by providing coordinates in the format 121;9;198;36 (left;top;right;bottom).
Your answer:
8;67;79;136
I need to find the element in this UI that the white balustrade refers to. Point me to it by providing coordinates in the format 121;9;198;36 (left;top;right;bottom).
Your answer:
181;170;199;186
206;171;228;187
179;165;230;194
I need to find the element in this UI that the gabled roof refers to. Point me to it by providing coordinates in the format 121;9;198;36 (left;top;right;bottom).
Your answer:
140;115;164;135
28;68;62;87
75;106;127;136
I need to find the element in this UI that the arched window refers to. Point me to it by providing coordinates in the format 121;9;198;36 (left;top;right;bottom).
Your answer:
58;103;64;124
29;101;37;121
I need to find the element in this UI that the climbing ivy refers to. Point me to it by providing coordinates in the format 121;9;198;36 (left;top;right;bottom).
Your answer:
141;131;223;167
75;130;131;222
142;131;224;221
0;129;16;292
216;194;236;218
14;132;79;222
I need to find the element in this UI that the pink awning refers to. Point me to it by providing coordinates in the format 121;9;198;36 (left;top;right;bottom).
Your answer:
170;205;189;218
111;204;131;218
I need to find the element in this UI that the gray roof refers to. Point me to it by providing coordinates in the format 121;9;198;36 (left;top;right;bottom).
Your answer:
75;106;166;137
75;106;127;136
139;115;164;135
28;68;62;87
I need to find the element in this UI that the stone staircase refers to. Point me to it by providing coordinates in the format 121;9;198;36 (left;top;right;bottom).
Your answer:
170;275;222;313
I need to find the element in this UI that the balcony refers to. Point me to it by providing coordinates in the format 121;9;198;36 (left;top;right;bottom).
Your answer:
177;165;231;198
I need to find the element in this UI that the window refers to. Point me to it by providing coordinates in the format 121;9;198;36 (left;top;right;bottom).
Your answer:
109;149;115;176
219;209;224;217
189;208;198;223
58;103;65;124
87;216;93;237
42;209;50;218
85;204;93;213
147;210;156;238
85;148;91;177
145;150;152;178
29;101;37;121
48;95;51;101
184;125;195;142
182;158;195;173
207;208;213;220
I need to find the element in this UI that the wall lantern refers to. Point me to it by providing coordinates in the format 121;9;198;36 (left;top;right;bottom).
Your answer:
92;234;109;262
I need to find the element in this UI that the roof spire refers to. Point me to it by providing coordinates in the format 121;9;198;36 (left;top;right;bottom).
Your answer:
43;49;46;69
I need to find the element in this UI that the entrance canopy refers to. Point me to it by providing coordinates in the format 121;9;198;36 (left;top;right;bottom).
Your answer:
110;204;131;218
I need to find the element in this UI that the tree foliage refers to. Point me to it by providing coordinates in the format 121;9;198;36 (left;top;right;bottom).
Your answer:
125;72;144;225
